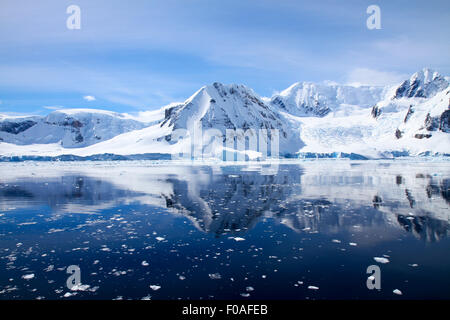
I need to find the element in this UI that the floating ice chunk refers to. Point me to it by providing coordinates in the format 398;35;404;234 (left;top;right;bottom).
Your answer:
408;264;419;267
332;239;341;243
149;285;161;291
18;222;37;226
179;275;186;280
141;295;152;300
208;273;222;280
155;237;165;241
349;243;357;246
44;265;54;272
141;261;149;267
374;257;390;264
63;292;76;298
240;293;250;297
22;274;35;280
246;286;254;292
393;289;402;295
228;237;245;241
308;286;319;290
71;284;90;291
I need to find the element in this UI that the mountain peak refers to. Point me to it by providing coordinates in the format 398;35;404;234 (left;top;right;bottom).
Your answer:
394;68;448;99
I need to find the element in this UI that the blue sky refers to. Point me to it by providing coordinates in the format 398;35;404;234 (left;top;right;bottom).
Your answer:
0;0;449;115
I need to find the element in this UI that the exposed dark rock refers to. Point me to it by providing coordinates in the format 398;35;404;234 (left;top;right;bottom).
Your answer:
425;113;440;131
75;133;84;143
404;105;414;123
0;120;37;135
439;109;450;133
414;133;432;139
271;96;287;110
371;105;381;118
62;118;84;128
394;79;425;98
395;129;403;139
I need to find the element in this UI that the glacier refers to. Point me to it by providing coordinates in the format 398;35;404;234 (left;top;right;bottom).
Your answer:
0;68;449;161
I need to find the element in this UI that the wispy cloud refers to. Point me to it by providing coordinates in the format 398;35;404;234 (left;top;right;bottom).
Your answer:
43;105;65;110
83;95;96;102
345;68;408;87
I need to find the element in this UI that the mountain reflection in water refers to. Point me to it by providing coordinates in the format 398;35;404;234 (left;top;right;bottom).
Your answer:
0;161;449;299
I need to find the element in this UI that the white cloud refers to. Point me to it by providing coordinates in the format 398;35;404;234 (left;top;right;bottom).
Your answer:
346;68;408;87
83;95;96;102
43;105;64;110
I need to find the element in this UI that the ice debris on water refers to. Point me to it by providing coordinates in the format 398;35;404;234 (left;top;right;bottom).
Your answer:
208;273;222;280
393;289;403;295
374;257;390;264
71;284;90;291
228;237;245;241
149;285;161;291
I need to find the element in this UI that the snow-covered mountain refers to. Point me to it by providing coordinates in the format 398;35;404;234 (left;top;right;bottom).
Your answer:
0;68;448;160
290;68;450;158
0;109;149;148
158;82;303;156
371;69;449;144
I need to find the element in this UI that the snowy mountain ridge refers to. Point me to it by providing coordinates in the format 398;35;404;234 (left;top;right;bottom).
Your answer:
0;109;150;148
0;68;449;160
270;81;389;117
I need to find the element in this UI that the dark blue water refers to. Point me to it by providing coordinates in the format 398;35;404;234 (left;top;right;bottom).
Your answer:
0;161;449;300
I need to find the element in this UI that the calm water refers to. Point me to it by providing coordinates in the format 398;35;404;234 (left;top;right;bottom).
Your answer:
0;160;449;300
